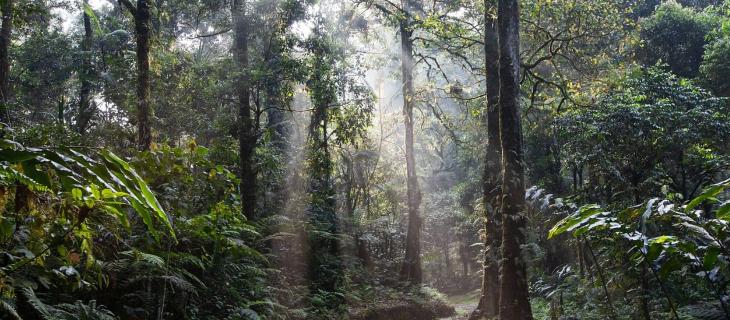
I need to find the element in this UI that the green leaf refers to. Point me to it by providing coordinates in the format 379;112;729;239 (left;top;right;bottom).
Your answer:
650;235;677;244
101;150;174;239
0;149;39;162
72;188;83;200
548;204;606;239
686;178;730;212
103;205;130;229
83;2;103;35
1;140;174;241
704;247;720;270
715;200;730;220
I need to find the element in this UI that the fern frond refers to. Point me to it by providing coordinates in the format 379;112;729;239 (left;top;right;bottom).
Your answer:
55;300;116;320
0;299;22;320
17;286;59;320
159;275;197;294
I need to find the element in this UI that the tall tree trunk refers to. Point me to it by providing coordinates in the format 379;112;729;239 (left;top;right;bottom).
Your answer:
473;1;501;318
398;7;423;284
0;0;13;125
497;0;533;318
134;0;151;151
77;0;94;134
232;0;256;220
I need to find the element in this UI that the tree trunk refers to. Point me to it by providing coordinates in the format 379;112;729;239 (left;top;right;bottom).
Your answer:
497;0;533;318
77;0;94;134
398;7;423;284
0;0;13;125
134;0;152;151
232;0;256;220
472;1;501;318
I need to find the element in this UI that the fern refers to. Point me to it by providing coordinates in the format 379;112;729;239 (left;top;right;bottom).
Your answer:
124;250;165;267
0;299;22;320
681;303;727;320
158;275;197;294
227;308;260;320
16;286;59;320
55;300;116;320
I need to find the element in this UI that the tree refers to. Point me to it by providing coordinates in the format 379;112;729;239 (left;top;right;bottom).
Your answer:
77;0;94;134
360;0;426;285
232;0;257;221
257;0;306;220
701;36;730;97
640;2;718;78
398;0;424;285
0;0;13;125
119;0;152;151
559;66;730;205
473;0;501;318
497;0;533;318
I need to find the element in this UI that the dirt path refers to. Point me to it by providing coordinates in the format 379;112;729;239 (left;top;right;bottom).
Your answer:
441;290;480;320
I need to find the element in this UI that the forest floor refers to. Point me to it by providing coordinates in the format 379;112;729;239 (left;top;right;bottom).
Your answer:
440;290;480;319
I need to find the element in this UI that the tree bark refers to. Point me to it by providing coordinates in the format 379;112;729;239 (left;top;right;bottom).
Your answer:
472;0;501;318
0;0;13;125
497;0;533;318
398;4;423;284
232;0;257;220
77;0;94;134
119;0;152;150
135;0;152;151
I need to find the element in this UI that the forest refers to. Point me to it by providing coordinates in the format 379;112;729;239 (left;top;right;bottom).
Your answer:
1;0;730;319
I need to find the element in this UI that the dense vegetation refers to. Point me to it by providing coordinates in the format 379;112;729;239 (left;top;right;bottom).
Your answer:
0;0;729;319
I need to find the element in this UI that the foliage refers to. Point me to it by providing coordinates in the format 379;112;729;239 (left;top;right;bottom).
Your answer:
124;144;272;319
549;177;730;318
0;138;175;318
0;139;173;237
4;0;730;319
558;66;730;205
701;36;730;97
639;1;719;77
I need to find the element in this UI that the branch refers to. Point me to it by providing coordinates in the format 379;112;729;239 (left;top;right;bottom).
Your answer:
187;27;232;39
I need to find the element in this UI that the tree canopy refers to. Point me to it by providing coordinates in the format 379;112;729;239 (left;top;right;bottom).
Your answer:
0;0;729;319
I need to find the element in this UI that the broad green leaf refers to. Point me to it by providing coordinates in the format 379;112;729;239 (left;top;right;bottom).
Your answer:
548;204;605;239
72;188;83;200
704;247;721;270
0;149;38;162
83;3;103;35
102;150;174;238
0;140;174;241
686;178;730;212
649;235;677;244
